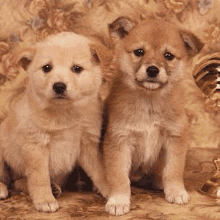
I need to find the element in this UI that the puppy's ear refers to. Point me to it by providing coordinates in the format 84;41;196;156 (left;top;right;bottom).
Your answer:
108;17;136;41
90;43;113;66
180;31;204;56
14;48;36;71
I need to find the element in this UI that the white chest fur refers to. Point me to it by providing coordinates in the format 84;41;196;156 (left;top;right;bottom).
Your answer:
48;128;81;177
130;122;162;166
113;111;163;167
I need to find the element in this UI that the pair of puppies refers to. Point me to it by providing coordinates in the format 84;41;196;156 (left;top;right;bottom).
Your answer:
0;17;203;215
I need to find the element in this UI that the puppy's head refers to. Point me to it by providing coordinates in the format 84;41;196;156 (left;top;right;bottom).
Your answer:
21;32;108;106
109;17;203;93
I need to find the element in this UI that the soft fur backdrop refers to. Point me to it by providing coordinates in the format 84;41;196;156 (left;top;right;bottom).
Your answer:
1;0;220;219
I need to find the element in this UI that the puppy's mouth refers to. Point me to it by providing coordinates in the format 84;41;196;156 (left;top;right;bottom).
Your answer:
136;79;164;90
53;94;70;101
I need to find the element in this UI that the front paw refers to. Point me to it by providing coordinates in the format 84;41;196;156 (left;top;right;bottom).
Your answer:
105;194;130;216
165;187;190;205
34;197;59;212
0;182;8;199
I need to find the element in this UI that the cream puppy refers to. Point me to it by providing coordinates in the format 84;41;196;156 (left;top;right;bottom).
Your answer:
103;17;203;216
0;32;109;212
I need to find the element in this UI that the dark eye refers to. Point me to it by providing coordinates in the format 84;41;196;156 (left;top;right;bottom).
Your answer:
164;52;175;61
42;64;52;73
133;49;145;57
71;65;83;74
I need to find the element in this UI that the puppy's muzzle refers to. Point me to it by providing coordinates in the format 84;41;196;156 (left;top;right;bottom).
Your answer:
53;82;68;100
136;65;167;90
53;82;67;95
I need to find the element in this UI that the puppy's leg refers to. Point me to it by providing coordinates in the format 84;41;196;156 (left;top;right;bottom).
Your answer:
0;157;8;199
162;137;190;205
14;177;62;198
14;178;29;193
23;143;58;212
104;137;132;216
78;138;109;199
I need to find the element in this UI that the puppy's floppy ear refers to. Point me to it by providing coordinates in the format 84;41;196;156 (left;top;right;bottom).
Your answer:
180;30;204;56
15;47;36;71
108;17;136;41
90;43;113;66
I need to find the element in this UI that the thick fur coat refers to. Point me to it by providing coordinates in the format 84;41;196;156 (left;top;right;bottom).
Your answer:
103;17;204;216
0;32;109;212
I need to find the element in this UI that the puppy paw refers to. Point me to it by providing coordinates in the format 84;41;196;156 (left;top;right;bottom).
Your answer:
0;182;8;199
105;194;130;216
34;198;59;213
93;185;109;199
51;182;62;198
165;188;190;205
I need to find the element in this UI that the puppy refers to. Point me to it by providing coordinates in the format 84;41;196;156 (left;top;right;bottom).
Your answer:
103;17;203;216
0;32;110;212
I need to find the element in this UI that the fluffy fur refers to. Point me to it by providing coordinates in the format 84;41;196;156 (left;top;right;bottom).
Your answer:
103;17;204;216
0;32;109;212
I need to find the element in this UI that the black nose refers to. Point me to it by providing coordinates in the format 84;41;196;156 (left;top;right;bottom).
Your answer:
147;66;159;78
53;82;67;94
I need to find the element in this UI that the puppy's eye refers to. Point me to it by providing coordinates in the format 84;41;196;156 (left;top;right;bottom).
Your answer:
164;52;175;61
71;65;83;74
133;49;145;57
42;64;52;73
